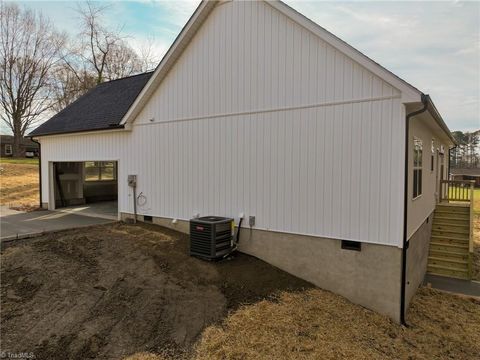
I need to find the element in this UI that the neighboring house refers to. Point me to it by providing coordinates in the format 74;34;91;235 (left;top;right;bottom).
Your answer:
30;0;457;322
450;168;480;187
0;135;39;157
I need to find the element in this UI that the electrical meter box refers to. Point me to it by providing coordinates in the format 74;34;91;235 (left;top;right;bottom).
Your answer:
127;175;137;187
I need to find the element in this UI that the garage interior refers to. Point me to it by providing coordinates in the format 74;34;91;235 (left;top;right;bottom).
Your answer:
53;161;118;220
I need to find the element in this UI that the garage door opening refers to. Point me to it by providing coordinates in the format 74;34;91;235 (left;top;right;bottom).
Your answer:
52;161;118;220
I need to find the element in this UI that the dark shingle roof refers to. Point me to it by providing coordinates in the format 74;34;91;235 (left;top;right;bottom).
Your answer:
29;72;153;136
451;168;480;177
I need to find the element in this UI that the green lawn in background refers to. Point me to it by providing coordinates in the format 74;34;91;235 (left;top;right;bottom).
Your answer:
0;157;39;165
473;188;480;215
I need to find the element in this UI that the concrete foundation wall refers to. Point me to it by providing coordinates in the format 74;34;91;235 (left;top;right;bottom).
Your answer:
120;212;403;322
405;211;433;311
238;226;402;322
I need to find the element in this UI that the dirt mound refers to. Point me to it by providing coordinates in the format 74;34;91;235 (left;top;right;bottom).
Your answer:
1;223;311;359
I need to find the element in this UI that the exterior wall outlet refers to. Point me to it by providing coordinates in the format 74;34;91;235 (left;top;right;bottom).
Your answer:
249;215;255;227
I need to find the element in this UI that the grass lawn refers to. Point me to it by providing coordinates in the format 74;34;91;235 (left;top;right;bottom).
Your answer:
0;157;39;165
0;162;39;207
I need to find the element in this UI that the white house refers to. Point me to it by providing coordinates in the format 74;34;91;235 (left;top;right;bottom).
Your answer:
30;0;458;322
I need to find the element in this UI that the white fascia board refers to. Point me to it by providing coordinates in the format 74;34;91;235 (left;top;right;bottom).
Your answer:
120;0;219;126
31;127;128;140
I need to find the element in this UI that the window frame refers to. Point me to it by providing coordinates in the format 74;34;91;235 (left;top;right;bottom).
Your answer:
4;144;12;155
431;138;435;172
84;161;116;182
413;137;423;199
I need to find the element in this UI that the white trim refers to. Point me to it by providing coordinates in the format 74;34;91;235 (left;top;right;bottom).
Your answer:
47;158;120;163
121;0;421;127
48;162;55;210
31;128;128;141
134;94;401;127
48;160;121;221
120;0;219;126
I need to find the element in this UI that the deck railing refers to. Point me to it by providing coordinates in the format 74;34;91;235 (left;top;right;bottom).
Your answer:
439;179;475;278
440;180;474;202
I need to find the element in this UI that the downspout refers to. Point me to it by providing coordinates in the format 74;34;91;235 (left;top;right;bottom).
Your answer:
448;146;457;180
30;138;42;208
400;94;428;326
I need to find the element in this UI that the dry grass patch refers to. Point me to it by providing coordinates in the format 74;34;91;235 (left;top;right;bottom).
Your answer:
0;162;38;207
194;287;480;360
124;352;167;360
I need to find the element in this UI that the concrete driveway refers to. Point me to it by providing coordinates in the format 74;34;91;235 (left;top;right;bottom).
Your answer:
0;206;114;241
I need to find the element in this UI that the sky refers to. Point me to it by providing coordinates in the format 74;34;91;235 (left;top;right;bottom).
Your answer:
12;0;480;132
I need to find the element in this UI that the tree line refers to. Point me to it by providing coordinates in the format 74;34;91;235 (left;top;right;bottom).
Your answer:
450;130;480;169
0;2;158;156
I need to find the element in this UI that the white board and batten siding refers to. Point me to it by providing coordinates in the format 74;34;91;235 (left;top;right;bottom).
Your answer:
39;1;406;248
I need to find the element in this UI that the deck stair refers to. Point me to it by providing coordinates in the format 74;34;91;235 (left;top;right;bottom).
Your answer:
427;180;474;280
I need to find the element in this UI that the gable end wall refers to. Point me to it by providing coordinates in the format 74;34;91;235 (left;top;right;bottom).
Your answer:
39;0;406;247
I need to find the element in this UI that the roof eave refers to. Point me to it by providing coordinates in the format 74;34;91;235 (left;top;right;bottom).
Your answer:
28;125;126;139
120;0;219;126
424;94;457;146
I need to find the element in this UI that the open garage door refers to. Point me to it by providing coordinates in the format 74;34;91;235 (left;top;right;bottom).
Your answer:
52;161;118;219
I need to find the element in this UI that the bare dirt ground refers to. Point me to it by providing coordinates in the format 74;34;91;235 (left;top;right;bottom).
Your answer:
0;162;39;207
2;223;479;360
0;223;311;359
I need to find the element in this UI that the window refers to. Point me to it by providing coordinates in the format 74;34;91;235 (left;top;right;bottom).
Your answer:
84;161;116;181
413;138;423;199
5;144;12;155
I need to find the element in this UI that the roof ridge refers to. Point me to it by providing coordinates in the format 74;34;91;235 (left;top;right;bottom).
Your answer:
97;71;155;87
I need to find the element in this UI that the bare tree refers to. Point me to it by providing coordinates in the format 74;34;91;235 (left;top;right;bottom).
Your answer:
54;1;147;110
0;3;65;156
104;41;143;79
137;36;160;72
50;64;96;113
73;2;143;83
450;130;480;168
